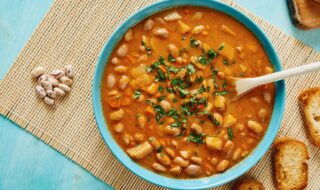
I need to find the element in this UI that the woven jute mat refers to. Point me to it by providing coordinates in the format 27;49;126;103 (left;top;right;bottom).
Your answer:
1;0;320;189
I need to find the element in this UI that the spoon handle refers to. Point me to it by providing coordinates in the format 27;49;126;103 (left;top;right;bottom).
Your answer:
253;61;320;86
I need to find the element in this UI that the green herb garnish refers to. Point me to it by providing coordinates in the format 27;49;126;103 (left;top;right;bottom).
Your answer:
187;132;205;144
168;54;176;62
208;114;221;126
218;43;225;51
186;64;195;74
158;85;164;93
190;38;200;47
133;89;141;99
156;145;163;153
213;91;228;96
228;128;234;140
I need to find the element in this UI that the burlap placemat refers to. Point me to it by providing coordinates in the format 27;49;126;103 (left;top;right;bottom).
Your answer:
1;0;320;189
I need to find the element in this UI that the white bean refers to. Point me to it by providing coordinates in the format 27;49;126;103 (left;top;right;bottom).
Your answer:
42;81;53;91
263;92;272;103
191;123;202;134
190;157;203;165
31;66;45;78
35;85;46;98
46;90;56;99
114;66;128;73
216;160;229;172
192;25;205;34
163;125;181;136
184;164;202;176
247;120;263;135
137;114;146;128
152;163;166;172
119;75;129;90
107;74;115;88
169;166;182;175
37;74;48;84
58;83;71;93
50;69;65;79
54;87;65;96
222;140;235;158
153;28;169;39
59;76;73;86
117;44;128;57
173;157;189;167
65;65;75;78
165;148;175;158
159;100;171;112
111;57;119;65
144;19;155;31
156;153;171;166
44;97;55;106
47;77;59;87
164;11;182;21
258;108;267;122
124;29;133;42
109;109;125;121
114;123;124;133
179;150;189;159
168;43;179;57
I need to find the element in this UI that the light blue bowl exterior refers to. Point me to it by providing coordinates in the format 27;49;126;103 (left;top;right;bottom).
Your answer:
92;0;285;189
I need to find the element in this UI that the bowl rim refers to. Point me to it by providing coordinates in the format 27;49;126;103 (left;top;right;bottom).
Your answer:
92;0;285;189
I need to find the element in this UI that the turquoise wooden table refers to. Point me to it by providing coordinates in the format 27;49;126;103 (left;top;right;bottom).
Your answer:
0;0;319;189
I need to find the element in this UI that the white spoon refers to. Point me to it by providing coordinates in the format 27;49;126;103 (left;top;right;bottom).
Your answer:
231;61;320;100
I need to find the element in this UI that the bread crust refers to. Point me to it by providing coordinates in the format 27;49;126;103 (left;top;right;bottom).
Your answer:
298;87;320;147
272;138;309;190
232;178;265;190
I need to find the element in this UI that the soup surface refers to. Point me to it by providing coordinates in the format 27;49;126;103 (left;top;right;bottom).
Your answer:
101;6;275;178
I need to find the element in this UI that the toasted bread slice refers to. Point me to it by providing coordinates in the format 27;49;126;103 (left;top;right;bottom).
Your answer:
273;138;309;190
299;87;320;147
232;178;265;190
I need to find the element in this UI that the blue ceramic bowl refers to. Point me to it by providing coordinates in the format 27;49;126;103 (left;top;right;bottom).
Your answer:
93;0;285;189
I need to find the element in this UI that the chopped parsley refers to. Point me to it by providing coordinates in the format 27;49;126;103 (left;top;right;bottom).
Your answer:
154;105;166;122
190;38;200;47
186;64;196;74
197;85;208;93
228;128;234;140
213;91;228;96
187;132;205;144
177;87;189;98
157;95;166;102
167;66;180;73
223;59;229;65
141;41;151;55
195;76;203;83
158;85;164;93
133;89;141;99
173;98;178;103
168;54;176;62
208;114;221;126
166;87;175;93
199;120;205;124
155;69;167;82
156;145;163;153
181;104;191;116
197;49;217;65
218;43;225;51
222;79;227;89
